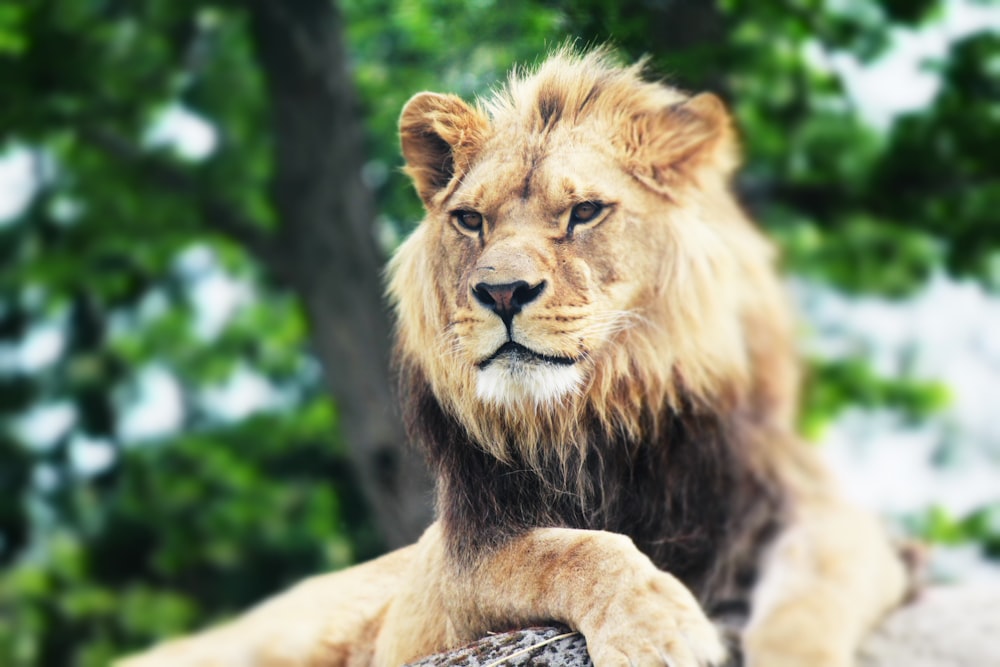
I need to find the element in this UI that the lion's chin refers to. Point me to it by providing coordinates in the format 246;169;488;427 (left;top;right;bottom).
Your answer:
476;361;583;406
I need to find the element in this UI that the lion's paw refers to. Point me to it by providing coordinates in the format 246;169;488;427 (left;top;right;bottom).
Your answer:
579;566;727;667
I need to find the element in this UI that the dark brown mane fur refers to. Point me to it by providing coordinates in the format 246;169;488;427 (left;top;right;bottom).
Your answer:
398;360;787;614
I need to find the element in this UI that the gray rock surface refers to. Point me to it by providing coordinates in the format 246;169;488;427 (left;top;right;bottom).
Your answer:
859;584;1000;667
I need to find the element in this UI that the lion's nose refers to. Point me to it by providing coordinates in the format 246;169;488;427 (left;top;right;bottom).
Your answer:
472;280;546;326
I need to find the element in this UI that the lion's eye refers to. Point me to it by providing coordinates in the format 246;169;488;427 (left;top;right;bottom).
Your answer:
453;210;484;233
569;201;603;226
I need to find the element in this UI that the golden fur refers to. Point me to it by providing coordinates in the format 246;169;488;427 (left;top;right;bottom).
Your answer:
120;49;908;667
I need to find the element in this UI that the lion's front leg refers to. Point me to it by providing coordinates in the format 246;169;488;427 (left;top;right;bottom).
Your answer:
116;544;417;667
460;526;729;667
377;523;727;667
742;500;909;667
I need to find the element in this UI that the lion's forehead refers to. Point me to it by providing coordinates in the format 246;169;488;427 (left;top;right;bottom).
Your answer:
449;131;623;216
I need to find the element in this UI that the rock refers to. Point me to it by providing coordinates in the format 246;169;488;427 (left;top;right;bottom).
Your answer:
859;584;1000;667
408;584;1000;667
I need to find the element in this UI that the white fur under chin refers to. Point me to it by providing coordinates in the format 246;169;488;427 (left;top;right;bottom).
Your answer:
476;363;583;407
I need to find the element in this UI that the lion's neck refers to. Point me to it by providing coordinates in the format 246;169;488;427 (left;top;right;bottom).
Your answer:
400;363;786;606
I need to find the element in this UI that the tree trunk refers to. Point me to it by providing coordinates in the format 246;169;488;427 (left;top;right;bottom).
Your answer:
246;0;433;549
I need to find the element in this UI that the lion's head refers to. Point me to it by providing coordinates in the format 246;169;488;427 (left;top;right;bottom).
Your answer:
389;49;799;468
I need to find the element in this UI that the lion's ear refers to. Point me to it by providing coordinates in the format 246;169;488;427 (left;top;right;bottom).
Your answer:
399;92;491;205
641;92;740;185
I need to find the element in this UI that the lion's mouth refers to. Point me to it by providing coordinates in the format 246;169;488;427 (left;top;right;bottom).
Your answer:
478;341;577;369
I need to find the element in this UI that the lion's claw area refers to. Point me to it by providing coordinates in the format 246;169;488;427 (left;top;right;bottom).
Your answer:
578;569;727;667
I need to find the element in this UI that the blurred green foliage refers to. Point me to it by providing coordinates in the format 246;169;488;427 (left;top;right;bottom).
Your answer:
906;503;1000;563
0;0;997;664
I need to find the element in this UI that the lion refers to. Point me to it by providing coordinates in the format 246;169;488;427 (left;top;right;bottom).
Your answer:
120;48;910;667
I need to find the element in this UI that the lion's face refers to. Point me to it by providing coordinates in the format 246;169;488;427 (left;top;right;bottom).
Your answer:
390;50;798;462
427;135;667;406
